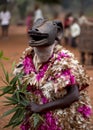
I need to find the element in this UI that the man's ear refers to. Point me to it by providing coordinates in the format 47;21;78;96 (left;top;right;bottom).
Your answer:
53;20;64;42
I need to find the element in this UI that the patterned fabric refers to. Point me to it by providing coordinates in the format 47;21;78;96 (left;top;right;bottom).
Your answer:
14;44;93;130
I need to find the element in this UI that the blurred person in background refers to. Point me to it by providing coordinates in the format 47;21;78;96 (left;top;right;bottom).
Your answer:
78;11;93;65
26;11;33;32
0;5;11;38
78;11;93;25
70;18;81;48
34;4;44;23
64;12;74;45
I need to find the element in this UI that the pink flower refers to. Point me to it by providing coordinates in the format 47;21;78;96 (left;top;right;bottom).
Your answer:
36;64;48;81
62;69;76;85
57;52;69;61
62;69;70;75
20;121;30;130
26;85;33;92
23;55;49;81
38;112;62;130
42;96;49;104
78;105;92;118
23;55;35;74
70;75;75;84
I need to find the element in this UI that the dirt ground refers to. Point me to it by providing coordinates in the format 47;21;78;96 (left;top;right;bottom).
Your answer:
0;26;93;130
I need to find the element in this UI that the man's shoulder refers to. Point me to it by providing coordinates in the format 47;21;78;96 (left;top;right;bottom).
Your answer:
55;45;74;58
22;47;33;58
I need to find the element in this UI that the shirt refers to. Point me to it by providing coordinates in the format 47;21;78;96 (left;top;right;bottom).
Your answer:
0;11;11;26
70;23;81;38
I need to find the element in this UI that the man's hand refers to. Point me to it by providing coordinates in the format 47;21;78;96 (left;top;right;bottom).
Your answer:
26;102;42;113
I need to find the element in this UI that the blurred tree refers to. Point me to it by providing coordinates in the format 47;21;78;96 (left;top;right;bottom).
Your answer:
61;0;70;9
0;0;7;5
16;0;29;19
36;0;60;4
61;0;93;13
79;0;93;12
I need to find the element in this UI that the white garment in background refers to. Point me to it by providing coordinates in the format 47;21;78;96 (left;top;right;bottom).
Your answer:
34;9;43;23
0;11;11;26
70;23;81;38
79;16;93;25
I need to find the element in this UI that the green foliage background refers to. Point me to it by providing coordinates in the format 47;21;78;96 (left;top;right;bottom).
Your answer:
0;0;93;22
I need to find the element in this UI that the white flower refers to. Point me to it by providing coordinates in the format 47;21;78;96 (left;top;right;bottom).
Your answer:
57;109;63;115
41;82;54;91
43;91;51;98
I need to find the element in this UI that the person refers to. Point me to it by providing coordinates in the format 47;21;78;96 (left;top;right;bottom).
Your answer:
70;18;81;47
64;12;74;45
0;6;11;38
13;19;92;130
34;4;43;23
78;11;93;65
26;11;33;32
78;11;93;25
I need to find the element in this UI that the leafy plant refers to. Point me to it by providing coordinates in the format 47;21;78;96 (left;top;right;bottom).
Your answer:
0;51;9;60
0;68;28;127
0;63;43;129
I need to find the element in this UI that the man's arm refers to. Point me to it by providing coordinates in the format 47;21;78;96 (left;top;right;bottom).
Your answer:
28;85;79;113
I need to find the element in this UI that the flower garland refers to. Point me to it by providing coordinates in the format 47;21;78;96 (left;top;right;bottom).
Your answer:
57;51;70;61
38;112;62;130
14;45;90;90
15;45;92;130
23;51;76;86
21;46;90;94
23;55;35;74
36;64;49;81
22;84;62;130
23;55;50;82
77;105;92;118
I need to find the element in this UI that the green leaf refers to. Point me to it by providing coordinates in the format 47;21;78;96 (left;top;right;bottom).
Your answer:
12;61;16;71
0;63;7;79
10;76;18;85
0;86;13;96
10;73;23;86
0;63;10;84
37;114;44;122
16;91;20;103
4;121;15;128
21;82;28;92
0;51;9;60
4;92;29;107
17;79;22;89
12;120;22;128
2;57;10;60
12;109;25;128
1;107;18;118
31;113;43;128
19;94;29;106
5;108;25;128
5;71;10;83
0;51;3;59
10;109;23;121
0;76;9;85
4;96;18;105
